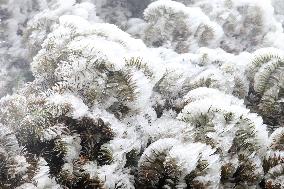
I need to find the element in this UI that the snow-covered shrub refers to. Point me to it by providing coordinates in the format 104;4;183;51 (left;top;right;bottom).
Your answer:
147;0;282;53
215;0;281;53
116;87;270;188
0;15;150;188
30;15;149;118
142;0;223;53
0;86;130;188
24;0;100;57
178;87;268;188
0;0;284;188
0;0;101;98
137;139;221;188
245;49;284;130
263;127;284;188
